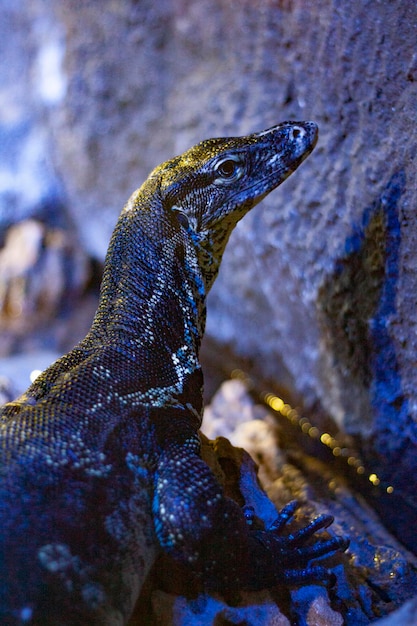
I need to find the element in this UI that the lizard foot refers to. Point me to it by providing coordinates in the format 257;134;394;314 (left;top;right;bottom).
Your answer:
244;500;349;589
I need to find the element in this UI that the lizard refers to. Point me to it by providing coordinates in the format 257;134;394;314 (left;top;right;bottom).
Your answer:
0;121;347;625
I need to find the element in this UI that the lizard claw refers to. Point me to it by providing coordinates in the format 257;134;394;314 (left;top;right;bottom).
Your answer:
246;501;348;589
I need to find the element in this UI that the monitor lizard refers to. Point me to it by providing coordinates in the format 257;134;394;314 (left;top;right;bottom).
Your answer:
0;121;347;624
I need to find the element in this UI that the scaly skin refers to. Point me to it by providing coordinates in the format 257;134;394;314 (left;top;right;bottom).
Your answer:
0;122;345;625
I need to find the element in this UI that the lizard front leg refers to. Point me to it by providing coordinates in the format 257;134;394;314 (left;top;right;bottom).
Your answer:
152;422;347;600
152;424;253;597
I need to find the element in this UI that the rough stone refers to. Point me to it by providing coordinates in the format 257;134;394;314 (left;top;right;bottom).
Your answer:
0;219;88;353
373;597;417;626
0;2;66;231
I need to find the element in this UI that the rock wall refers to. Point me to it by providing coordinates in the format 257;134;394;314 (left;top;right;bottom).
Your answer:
1;0;417;543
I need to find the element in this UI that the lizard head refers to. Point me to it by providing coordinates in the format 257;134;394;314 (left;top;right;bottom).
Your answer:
157;121;318;290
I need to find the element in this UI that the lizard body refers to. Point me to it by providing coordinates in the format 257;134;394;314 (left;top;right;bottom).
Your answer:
0;122;345;625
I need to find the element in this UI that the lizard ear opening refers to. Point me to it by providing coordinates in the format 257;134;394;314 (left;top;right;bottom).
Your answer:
171;206;190;230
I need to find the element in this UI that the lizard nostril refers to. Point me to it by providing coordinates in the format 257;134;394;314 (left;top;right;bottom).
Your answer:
291;127;304;140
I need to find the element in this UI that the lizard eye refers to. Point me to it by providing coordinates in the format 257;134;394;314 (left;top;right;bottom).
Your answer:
214;156;243;183
217;159;238;177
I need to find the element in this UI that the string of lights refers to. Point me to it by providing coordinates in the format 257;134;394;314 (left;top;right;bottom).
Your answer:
231;369;394;496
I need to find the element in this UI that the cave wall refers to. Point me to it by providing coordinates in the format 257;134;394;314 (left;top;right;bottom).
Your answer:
1;0;417;531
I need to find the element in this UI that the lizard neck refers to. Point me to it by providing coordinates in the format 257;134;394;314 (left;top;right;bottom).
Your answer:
89;180;207;361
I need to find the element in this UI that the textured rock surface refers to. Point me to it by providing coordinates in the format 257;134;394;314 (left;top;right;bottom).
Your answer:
0;2;66;229
1;0;417;558
373;597;417;626
0;219;89;355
